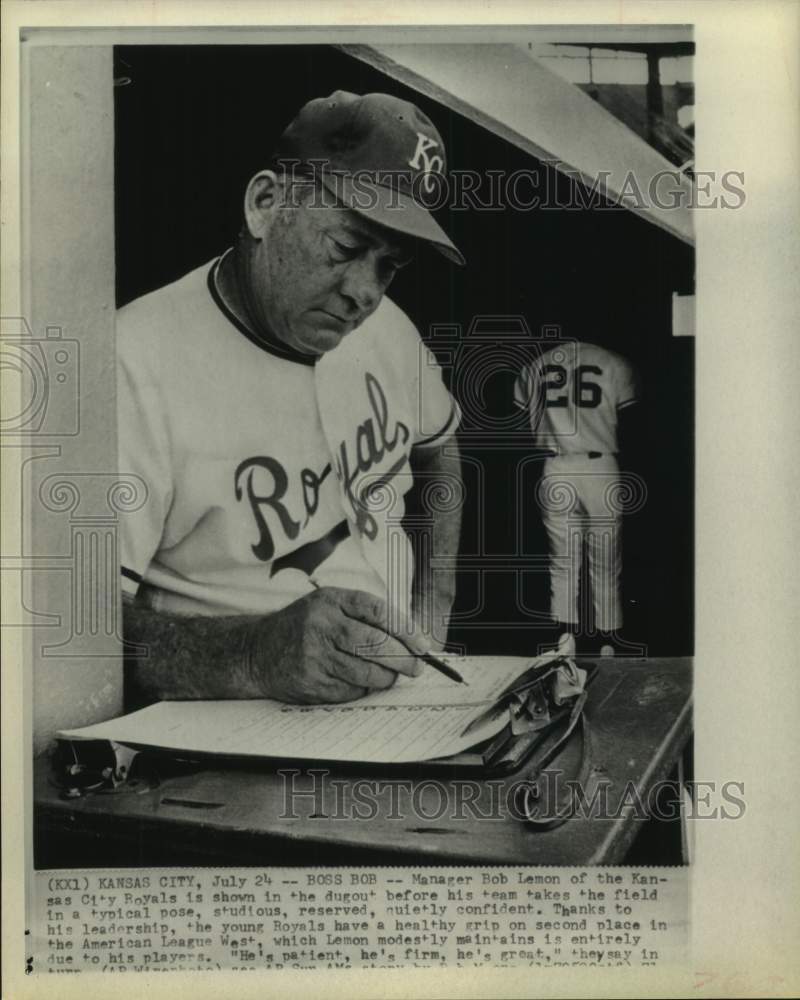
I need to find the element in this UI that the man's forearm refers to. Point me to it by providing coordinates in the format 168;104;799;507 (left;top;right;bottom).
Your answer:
408;439;462;646
123;600;258;700
123;584;438;704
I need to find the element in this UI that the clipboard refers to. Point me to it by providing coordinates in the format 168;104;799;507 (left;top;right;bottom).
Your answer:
51;658;596;795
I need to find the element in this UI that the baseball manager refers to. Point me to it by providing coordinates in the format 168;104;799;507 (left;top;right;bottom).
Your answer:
118;91;465;705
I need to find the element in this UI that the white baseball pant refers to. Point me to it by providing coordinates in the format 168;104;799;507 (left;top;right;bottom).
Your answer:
538;454;623;633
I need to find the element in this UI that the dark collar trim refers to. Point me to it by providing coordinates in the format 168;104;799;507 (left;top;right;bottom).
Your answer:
207;254;318;367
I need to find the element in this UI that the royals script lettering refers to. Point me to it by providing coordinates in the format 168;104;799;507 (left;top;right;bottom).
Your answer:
234;372;411;576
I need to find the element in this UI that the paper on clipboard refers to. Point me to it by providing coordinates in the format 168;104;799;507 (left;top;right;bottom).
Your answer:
58;652;568;764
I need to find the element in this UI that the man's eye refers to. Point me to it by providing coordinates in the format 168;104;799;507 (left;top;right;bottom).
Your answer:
328;238;359;260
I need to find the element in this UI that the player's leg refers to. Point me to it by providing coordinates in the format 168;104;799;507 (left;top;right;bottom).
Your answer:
589;523;622;654
582;457;623;650
538;458;582;636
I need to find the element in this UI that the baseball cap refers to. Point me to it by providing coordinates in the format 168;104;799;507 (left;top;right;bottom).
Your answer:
271;91;465;266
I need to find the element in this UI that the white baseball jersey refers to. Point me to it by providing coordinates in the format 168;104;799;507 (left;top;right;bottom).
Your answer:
117;255;458;617
514;341;639;455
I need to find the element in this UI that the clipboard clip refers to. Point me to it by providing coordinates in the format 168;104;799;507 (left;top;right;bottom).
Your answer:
53;740;147;798
461;654;587;739
506;656;587;735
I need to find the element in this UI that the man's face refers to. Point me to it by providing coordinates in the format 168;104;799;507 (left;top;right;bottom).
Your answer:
247;194;413;356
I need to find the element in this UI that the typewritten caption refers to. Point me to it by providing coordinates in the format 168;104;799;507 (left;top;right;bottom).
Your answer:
33;866;687;974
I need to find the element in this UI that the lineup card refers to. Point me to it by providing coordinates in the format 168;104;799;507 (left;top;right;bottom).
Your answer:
58;654;553;763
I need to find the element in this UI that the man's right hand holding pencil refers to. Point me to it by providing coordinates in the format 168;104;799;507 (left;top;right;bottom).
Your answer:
243;586;437;704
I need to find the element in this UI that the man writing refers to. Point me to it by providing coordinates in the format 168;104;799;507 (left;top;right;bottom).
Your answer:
118;92;464;704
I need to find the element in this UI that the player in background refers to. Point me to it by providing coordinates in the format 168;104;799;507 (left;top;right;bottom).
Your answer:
514;339;640;655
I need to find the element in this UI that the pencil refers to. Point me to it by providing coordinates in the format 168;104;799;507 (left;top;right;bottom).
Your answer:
419;651;468;685
308;578;466;684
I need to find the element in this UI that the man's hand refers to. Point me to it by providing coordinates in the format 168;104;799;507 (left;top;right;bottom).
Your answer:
244;586;433;704
124;587;432;705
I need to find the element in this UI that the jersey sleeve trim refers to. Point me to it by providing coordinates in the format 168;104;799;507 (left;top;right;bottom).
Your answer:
617;397;639;411
413;399;461;449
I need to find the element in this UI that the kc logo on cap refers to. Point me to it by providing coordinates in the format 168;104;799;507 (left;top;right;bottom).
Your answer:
408;132;444;195
271;91;465;266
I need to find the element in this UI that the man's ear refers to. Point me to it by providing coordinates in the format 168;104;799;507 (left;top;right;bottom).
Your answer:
243;170;281;239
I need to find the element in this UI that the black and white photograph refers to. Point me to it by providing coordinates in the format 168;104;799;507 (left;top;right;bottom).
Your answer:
2;3;798;997
32;30;695;867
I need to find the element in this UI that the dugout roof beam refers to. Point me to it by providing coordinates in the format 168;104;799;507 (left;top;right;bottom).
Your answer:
340;43;694;247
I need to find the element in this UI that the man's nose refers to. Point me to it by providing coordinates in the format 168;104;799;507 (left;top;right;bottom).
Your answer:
338;255;384;315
